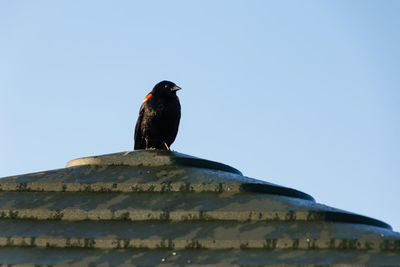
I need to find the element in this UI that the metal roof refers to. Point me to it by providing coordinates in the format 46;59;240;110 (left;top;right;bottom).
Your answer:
0;150;399;266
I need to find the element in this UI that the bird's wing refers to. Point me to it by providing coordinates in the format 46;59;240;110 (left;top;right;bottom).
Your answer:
134;92;153;149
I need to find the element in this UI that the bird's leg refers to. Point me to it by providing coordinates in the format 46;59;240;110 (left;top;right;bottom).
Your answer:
163;142;170;151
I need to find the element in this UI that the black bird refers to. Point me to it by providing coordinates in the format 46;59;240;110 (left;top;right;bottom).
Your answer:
134;80;182;150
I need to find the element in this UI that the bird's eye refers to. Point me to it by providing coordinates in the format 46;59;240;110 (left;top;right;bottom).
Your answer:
164;85;168;88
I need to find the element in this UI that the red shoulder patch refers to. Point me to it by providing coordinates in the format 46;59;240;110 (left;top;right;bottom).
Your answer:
142;93;152;103
177;96;180;102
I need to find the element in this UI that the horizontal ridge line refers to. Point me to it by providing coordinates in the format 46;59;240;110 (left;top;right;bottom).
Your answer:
0;182;242;193
0;208;311;221
0;236;398;251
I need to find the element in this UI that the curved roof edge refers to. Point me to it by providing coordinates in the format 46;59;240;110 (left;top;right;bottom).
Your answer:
67;150;242;175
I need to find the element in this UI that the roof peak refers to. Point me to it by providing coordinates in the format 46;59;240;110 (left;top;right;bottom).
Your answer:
67;150;242;175
65;150;315;201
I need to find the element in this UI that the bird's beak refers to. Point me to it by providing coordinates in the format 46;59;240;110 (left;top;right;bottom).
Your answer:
171;85;182;92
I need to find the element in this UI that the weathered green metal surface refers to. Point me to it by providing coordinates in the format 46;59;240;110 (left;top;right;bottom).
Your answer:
0;150;399;266
1;248;400;266
67;150;243;175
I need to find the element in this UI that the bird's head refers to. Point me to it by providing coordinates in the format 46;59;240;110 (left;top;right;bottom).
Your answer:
152;80;181;97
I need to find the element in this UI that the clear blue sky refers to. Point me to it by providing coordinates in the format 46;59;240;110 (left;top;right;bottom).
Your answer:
1;1;399;231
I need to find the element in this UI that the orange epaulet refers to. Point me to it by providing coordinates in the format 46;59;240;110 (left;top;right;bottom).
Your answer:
142;93;152;103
